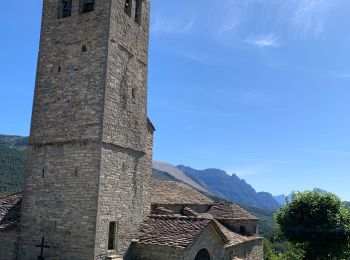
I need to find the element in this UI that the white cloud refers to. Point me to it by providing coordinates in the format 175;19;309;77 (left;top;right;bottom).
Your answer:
151;16;195;34
285;0;337;38
214;0;243;34
245;33;281;48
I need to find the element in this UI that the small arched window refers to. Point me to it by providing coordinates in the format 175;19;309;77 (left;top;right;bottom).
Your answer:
194;249;211;260
124;0;132;17
135;0;142;25
58;0;72;19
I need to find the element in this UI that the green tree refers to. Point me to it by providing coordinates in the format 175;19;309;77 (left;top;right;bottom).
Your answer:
275;191;350;259
264;238;277;260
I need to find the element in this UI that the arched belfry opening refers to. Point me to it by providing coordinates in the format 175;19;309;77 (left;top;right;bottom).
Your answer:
58;0;72;18
194;249;211;260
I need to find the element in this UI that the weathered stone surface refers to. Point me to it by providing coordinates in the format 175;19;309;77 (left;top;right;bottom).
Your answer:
227;239;264;260
0;230;18;260
17;0;152;259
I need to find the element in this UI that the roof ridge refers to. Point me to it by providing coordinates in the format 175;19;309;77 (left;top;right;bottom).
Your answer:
148;214;211;221
0;192;23;200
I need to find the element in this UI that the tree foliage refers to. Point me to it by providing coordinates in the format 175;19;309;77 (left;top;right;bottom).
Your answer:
275;191;350;259
264;238;306;260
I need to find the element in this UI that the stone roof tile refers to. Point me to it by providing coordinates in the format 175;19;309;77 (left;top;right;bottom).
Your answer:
137;215;212;248
208;203;259;221
151;180;214;205
0;193;22;231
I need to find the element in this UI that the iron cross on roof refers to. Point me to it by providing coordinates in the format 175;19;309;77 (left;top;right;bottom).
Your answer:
35;237;50;260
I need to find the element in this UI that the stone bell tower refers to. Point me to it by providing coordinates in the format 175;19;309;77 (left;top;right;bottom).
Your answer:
18;0;153;259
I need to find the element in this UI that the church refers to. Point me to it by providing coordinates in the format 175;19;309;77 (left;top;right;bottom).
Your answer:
0;0;263;259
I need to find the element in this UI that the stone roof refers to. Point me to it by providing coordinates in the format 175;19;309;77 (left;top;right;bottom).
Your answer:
208;203;259;221
147;117;156;133
151;180;214;205
215;221;262;247
136;215;213;248
135;214;261;250
0;193;22;231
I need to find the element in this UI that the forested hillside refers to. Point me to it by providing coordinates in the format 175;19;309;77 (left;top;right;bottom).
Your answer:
0;145;26;197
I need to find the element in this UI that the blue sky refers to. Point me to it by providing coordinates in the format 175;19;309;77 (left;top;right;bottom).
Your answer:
1;1;350;200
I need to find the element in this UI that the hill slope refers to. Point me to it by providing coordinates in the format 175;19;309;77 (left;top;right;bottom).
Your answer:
153;161;210;193
152;169;179;181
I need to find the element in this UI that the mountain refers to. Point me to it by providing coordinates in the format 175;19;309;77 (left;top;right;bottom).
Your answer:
274;188;329;206
176;165;279;210
313;188;327;194
274;194;288;205
0;135;29;151
152;161;210;193
0;144;26;197
152;163;276;234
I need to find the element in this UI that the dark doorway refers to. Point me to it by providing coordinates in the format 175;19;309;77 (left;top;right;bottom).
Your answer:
194;249;211;260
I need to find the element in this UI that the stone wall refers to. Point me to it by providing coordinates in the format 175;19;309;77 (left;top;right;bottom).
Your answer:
228;239;263;260
94;144;151;259
102;0;151;152
20;2;111;256
18;142;102;259
131;244;184;260
222;219;259;236
0;230;18;260
184;225;227;260
29;0;110;144
19;0;152;259
94;0;152;258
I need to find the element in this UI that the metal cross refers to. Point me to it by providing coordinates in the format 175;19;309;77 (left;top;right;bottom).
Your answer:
35;237;50;260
